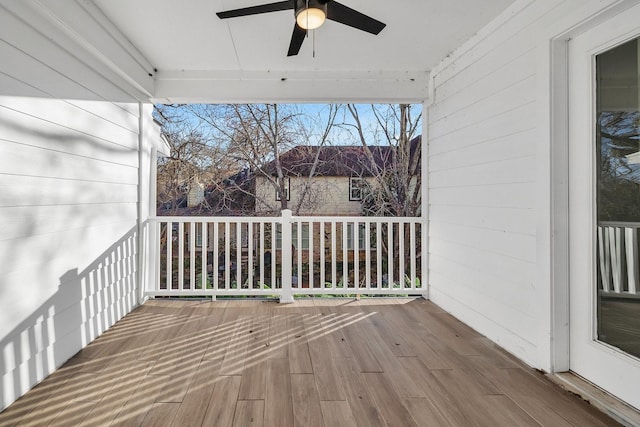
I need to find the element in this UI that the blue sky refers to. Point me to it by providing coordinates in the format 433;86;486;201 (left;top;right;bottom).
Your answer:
154;103;422;147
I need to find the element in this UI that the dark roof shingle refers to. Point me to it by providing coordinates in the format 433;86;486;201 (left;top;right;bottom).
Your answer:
264;136;421;177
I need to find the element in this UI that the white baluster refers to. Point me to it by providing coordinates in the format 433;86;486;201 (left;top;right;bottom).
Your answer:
626;227;639;294
280;210;294;303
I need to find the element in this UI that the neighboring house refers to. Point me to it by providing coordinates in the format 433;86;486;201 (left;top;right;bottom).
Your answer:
252;139;421;278
158;137;420;218
187;181;204;207
159;140;420;274
156;140;420;285
255;137;421;216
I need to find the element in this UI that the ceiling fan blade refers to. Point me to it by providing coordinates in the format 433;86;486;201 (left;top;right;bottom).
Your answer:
326;1;386;35
217;1;293;19
287;24;307;56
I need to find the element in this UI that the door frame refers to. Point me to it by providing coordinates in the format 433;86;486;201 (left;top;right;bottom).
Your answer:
567;15;640;412
546;0;640;373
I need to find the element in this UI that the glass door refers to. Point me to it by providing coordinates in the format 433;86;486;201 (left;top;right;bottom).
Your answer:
595;36;640;359
568;4;640;411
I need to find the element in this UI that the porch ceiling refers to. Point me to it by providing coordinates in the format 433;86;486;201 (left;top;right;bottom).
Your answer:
96;0;514;103
0;0;514;104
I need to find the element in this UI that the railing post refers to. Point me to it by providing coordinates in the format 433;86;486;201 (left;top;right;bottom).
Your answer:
144;145;158;301
146;219;157;298
421;218;428;300
137;220;147;303
280;209;294;303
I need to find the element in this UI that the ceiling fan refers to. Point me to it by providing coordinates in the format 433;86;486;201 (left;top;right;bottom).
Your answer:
216;0;386;56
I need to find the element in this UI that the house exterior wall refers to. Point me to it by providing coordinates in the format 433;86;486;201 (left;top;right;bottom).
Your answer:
0;1;153;102
187;182;205;207
255;176;369;216
0;96;162;411
426;0;633;371
0;2;169;409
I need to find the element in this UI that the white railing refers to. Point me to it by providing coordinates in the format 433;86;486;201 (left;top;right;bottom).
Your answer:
146;210;425;302
598;222;640;298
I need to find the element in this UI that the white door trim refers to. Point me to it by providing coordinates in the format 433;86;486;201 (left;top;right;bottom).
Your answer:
547;0;640;410
545;0;640;373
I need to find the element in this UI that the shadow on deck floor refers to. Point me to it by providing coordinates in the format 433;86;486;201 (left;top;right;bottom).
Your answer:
0;298;621;426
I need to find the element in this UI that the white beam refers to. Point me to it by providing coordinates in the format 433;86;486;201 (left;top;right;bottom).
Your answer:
153;70;429;104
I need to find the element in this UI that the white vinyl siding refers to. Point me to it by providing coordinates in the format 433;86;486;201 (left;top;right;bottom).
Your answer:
0;2;151;101
0;96;152;411
427;0;541;365
426;0;626;367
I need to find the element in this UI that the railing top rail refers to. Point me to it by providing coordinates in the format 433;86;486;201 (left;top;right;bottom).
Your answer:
598;221;640;228
151;216;282;223
151;215;423;223
291;215;423;223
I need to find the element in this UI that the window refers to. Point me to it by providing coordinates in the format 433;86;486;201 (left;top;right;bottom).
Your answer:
594;36;640;359
347;223;367;250
349;177;364;201
276;223;310;249
295;224;310;250
275;176;291;201
194;223;203;247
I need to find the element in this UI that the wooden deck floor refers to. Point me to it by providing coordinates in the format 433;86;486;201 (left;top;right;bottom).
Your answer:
0;298;621;426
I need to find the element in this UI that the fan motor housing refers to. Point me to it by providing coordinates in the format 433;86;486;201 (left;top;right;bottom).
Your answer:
294;0;328;15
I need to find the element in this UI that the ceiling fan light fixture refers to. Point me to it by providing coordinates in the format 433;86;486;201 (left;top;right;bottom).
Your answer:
217;0;386;57
296;7;326;30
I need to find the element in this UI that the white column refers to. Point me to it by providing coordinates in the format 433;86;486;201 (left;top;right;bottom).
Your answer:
421;103;429;299
136;102;146;304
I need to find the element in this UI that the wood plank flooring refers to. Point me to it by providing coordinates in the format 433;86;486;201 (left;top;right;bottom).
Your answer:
0;298;621;426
